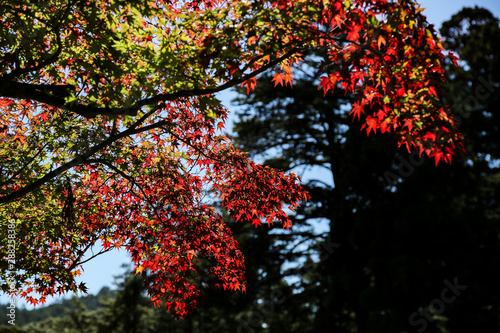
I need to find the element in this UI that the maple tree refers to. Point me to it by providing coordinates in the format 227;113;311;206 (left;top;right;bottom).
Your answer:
0;0;464;318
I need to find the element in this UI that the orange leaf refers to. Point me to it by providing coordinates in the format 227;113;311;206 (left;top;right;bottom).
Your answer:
241;77;257;94
272;73;284;87
377;35;386;49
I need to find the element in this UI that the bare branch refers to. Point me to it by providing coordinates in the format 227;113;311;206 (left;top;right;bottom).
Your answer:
75;247;114;267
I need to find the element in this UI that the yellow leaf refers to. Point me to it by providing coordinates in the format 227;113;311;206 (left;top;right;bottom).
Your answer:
135;265;144;275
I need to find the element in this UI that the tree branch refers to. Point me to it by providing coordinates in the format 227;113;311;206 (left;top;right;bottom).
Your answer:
0;116;173;204
74;246;114;267
0;4;64;80
84;158;165;223
0;142;49;188
0;46;303;203
0;47;303;119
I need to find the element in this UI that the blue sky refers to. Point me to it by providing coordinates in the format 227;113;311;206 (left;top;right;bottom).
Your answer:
4;0;500;309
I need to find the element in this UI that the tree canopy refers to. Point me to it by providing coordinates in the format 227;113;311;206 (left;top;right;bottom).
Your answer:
0;0;465;317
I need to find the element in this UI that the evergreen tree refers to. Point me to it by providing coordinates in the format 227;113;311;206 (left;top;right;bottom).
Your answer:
232;7;500;332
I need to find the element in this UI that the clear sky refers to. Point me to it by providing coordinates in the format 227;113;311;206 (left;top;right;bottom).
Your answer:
4;0;500;310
